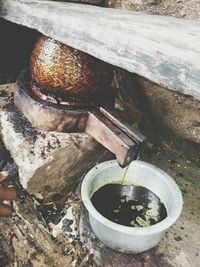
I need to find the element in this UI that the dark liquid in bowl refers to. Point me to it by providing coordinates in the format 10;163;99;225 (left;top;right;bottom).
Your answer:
91;184;167;227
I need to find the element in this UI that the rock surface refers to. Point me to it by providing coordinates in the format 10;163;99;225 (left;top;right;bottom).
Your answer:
0;148;93;267
109;0;200;20
110;1;200;144
0;84;113;199
135;77;200;143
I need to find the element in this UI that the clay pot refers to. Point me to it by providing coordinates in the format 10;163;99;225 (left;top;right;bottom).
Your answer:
30;35;113;100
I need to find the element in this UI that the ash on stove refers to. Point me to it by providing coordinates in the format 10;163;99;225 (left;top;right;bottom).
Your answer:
37;200;65;225
0;90;12;99
5;99;39;143
0;140;17;178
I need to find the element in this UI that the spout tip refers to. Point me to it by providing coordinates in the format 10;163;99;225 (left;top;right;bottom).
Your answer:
116;140;145;168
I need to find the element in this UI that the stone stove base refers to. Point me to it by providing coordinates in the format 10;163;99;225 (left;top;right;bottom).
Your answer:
0;83;113;199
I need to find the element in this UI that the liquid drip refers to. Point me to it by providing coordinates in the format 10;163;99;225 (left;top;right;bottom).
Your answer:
91;184;167;227
121;165;130;185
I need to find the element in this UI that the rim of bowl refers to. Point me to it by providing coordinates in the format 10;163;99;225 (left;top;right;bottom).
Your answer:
81;160;183;236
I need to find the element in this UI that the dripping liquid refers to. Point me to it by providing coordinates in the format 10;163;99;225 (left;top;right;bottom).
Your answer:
121;164;130;185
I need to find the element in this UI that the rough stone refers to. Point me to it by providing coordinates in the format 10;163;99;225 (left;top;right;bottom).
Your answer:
135;77;200;143
0;84;113;198
0;120;94;267
109;0;200;20
115;67;200;146
110;1;200;144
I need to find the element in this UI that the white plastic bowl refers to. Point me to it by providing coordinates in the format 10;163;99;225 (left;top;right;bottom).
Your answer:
81;160;183;253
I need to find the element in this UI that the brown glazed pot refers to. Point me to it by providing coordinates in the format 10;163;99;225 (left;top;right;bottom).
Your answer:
30;35;113;100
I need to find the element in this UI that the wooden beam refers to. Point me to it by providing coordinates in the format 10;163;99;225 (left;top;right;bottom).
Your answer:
0;0;200;99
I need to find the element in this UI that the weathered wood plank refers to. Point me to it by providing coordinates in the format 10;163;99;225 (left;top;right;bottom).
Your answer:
0;0;200;99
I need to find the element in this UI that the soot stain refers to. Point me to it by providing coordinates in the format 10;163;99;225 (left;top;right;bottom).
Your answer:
0;89;10;98
37;201;64;224
5;101;38;142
